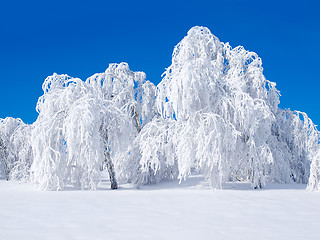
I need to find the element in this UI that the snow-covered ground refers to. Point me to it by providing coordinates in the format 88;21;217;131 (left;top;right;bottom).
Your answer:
1;176;319;240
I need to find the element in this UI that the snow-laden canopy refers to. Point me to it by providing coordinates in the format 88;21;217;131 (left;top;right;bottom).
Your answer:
136;26;320;189
30;63;156;190
1;26;319;190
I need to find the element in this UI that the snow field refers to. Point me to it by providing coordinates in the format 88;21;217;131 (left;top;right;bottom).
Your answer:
1;177;319;240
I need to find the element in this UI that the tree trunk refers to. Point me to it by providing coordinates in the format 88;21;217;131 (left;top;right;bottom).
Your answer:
104;150;118;189
132;106;141;133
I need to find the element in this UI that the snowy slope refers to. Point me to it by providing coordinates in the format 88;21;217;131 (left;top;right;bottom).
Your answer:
0;177;319;240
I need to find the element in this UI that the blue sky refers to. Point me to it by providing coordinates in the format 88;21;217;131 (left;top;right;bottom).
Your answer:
0;0;319;125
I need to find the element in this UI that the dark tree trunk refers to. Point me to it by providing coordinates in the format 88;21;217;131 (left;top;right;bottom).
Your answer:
132;106;141;133
100;122;118;190
104;150;118;189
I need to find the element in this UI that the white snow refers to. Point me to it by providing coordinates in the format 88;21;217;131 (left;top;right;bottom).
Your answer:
1;177;319;240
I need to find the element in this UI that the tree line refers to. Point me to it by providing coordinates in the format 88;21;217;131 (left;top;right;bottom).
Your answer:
1;26;319;191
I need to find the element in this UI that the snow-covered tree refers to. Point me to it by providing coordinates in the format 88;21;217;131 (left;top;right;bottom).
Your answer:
30;63;156;190
85;63;157;181
136;26;268;188
0;117;32;180
30;73;118;190
135;26;320;189
308;150;320;191
0;131;7;180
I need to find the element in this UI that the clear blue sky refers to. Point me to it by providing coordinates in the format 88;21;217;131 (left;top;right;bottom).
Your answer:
0;0;319;125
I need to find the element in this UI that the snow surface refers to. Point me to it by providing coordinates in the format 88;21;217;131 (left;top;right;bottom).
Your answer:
0;176;319;240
